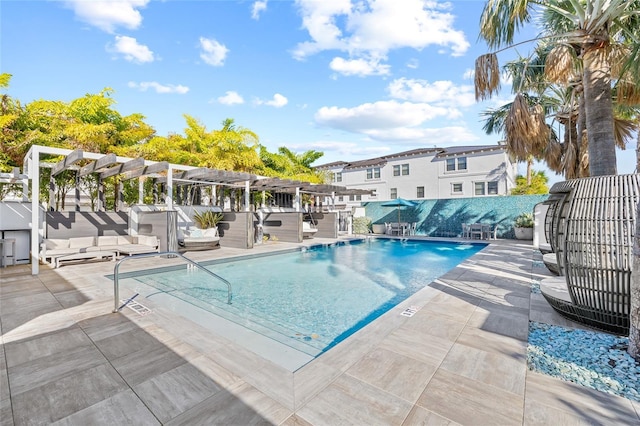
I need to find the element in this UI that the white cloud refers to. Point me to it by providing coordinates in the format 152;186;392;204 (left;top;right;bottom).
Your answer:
252;1;268;20
313;99;477;143
365;126;479;144
199;37;228;66
329;57;390;77
109;36;154;63
406;59;419;69
315;101;452;133
255;93;288;107
293;0;469;75
64;0;149;33
128;81;189;94
387;78;475;108
290;141;391;158
218;91;245;105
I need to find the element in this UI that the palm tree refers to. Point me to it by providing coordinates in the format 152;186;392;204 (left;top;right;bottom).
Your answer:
477;1;640;360
476;0;640;176
482;49;637;180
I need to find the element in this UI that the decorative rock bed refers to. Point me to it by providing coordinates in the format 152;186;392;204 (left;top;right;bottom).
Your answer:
527;321;640;402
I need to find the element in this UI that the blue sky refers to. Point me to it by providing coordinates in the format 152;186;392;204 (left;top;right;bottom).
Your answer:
1;0;635;183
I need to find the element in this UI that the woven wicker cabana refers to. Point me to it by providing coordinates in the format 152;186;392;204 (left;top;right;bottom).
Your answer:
540;174;639;335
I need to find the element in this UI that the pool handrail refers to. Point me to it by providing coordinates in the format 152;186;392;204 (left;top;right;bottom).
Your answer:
112;251;232;313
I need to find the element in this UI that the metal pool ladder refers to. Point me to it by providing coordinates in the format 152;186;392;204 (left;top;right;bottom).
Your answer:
112;251;232;313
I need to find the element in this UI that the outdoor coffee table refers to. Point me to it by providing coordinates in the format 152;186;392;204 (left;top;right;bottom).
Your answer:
54;251;116;268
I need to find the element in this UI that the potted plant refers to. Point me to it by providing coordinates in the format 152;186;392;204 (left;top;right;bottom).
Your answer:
513;212;534;240
193;210;224;236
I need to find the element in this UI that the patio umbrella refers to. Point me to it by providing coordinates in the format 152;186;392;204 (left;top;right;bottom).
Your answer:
381;198;417;223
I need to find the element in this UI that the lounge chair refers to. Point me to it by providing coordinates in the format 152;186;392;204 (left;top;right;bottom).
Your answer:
178;227;220;250
540;174;639;335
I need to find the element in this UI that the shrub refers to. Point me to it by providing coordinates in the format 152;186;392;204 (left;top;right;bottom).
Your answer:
353;216;372;234
514;212;534;228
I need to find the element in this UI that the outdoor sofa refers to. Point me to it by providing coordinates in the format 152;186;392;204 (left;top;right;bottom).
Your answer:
41;235;160;265
178;227;220;250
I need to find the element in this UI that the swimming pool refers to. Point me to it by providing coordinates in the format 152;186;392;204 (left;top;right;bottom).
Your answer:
119;238;484;365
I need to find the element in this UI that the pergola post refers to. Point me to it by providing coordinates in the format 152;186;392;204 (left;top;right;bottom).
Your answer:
29;146;41;275
166;166;173;209
138;178;144;204
97;178;105;212
48;174;56;211
244;180;250;211
117;181;124;211
75;172;81;211
294;187;301;212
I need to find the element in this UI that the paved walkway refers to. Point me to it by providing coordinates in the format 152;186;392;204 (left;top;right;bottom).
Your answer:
1;237;638;425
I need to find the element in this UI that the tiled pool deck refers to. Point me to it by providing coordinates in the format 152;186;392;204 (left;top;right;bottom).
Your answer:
1;237;639;425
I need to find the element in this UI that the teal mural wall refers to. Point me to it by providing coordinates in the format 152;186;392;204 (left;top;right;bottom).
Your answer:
363;194;548;239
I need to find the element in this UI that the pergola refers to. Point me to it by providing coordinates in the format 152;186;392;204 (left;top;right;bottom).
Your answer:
22;145;371;274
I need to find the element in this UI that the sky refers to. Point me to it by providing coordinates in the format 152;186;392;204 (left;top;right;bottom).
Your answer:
1;0;636;185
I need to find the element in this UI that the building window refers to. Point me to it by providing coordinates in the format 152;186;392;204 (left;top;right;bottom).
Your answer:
416;186;424;198
475;182;486;196
337;196;343;202
366;167;380;179
446;157;467;171
452;183;463;193
334;172;342;182
457;157;467;170
393;163;410;176
487;181;498;195
390;188;397;199
446;158;456;171
349;194;362;201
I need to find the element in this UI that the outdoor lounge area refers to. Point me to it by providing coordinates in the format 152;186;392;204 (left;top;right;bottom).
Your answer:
1;236;638;425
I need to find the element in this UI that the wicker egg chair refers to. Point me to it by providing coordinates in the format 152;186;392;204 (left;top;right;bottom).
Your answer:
540;174;639;335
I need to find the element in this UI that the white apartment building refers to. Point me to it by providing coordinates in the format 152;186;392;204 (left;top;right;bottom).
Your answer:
315;145;518;205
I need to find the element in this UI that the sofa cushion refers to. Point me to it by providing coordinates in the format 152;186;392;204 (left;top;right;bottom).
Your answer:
136;235;158;247
45;248;79;257
46;239;70;250
69;236;95;248
97;236;119;246
117;235;134;245
202;228;218;238
189;229;203;238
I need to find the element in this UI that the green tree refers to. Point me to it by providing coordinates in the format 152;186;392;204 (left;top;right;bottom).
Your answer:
510;170;549;195
259;146;325;182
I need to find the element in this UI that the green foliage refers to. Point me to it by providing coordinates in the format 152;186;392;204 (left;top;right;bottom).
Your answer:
259;145;325;183
514;212;534;228
511;170;549;195
353;216;372;234
193;210;224;229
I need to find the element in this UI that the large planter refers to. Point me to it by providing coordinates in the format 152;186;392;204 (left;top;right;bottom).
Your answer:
371;224;387;234
514;226;533;240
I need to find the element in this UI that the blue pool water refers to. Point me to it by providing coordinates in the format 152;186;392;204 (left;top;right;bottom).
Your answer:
123;239;485;357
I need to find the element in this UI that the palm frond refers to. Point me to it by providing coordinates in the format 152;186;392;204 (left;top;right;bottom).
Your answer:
609;43;631;79
479;0;532;49
614;79;640;107
475;53;501;101
544;139;563;172
545;44;578;84
613;117;636;149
